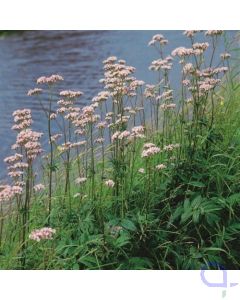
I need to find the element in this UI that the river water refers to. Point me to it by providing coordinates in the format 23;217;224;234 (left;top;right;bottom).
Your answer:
0;30;238;180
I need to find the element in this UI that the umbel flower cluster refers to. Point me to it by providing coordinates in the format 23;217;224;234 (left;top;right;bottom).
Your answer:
29;227;56;242
0;30;231;269
1;109;43;202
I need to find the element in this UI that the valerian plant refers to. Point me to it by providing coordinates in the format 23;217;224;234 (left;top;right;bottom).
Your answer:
0;30;240;270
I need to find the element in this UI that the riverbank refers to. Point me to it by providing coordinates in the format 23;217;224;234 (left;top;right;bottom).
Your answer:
0;30;237;180
1;31;240;269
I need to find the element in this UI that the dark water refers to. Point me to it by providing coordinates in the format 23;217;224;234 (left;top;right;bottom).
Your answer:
0;30;238;180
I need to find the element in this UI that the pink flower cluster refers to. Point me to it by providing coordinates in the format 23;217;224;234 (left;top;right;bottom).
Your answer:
220;53;231;60
105;179;115;188
3;109;43;198
72;105;100;131
4;153;23;164
111;126;145;143
37;74;64;85
50;133;62;143
138;168;145;174
141;143;161;158
144;84;157;98
198;78;221;93
156;90;173;102
75;177;87;185
59;90;83;98
182;63;195;75
92;91;110;103
163;144;180;151
130;126;145;139
132;125;144;135
160;103;176;111
192;42;209;55
100;56;137;98
96;121;107;129
4;153;26;183
156;164;167;170
148;34;168;46
14;129;43;160
0;185;22;202
27;88;42;96
205;30;223;36
183;30;201;38
181;60;228;98
33;184;45;192
12;109;33;131
118;130;131;140
29;227;56;242
95;138;105;144
149;57;173;71
57;97;81;117
58;140;86;152
111;131;121;142
172;47;194;58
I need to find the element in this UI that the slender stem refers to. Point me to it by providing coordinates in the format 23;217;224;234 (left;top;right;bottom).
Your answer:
48;88;53;223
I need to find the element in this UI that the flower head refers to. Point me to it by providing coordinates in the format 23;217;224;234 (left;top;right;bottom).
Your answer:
220;52;231;60
156;164;166;171
75;177;87;185
59;90;83;98
37;74;63;85
27;88;42;96
148;34;168;46
33;184;45;192
183;30;200;38
141;144;160;158
205;30;223;36
29;227;56;242
0;185;16;202
105;179;115;188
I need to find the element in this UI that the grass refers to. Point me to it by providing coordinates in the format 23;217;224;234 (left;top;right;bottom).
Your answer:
0;30;240;270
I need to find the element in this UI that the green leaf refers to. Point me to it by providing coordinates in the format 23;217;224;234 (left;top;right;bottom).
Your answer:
181;210;192;223
128;257;153;270
226;193;240;206
72;263;80;270
188;181;205;188
206;213;220;226
183;199;190;210
193;211;200;224
192;195;202;208
114;232;130;248
203;247;228;255
169;205;183;223
121;219;137;231
79;256;98;268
